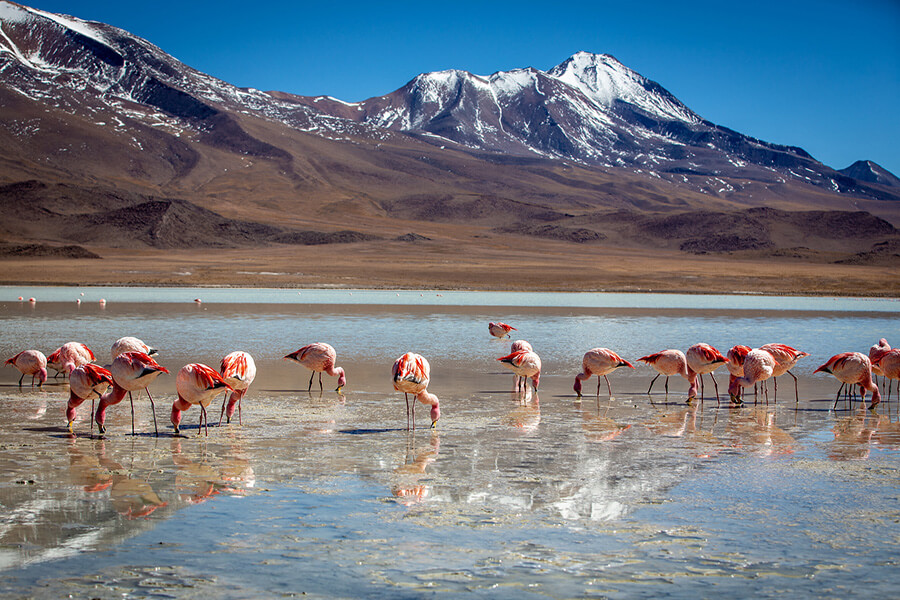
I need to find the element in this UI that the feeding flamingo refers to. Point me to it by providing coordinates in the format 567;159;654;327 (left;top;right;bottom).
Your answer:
392;352;441;430
284;343;346;392
759;343;809;401
508;340;534;390
66;364;114;433
874;349;900;402
869;338;891;385
111;336;158;360
728;348;777;404
171;363;233;436
574;348;634;398
637;349;690;396
498;349;542;393
686;343;728;403
95;351;169;435
48;342;95;375
5;350;47;387
219;351;256;425
814;352;881;410
488;322;517;339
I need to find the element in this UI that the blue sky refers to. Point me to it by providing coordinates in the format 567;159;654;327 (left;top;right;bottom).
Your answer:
21;0;900;175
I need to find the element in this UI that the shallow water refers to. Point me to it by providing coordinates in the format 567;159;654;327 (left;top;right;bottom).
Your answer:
0;290;898;598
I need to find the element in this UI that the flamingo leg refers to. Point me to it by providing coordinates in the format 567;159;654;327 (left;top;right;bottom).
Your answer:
664;376;670;397
710;373;720;403
318;372;324;392
90;397;94;436
238;395;243;425
596;377;602;397
787;370;799;402
129;391;136;435
405;393;411;431
203;404;209;436
147;389;159;437
17;372;24;387
307;370;315;392
604;375;613;397
699;375;705;400
647;374;660;395
833;383;845;410
219;394;227;426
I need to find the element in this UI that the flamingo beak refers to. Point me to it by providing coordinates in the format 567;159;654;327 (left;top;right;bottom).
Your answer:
430;420;437;429
335;385;343;393
729;394;743;405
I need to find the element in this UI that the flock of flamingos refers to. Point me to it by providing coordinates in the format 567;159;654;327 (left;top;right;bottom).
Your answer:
3;319;897;437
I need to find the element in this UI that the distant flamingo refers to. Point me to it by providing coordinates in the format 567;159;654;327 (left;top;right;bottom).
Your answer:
574;348;634;398
498;349;542;393
508;340;534;390
869;338;891;384
111;336;158;360
874;349;900;402
392;352;441;430
488;322;517;339
66;364;114;432
219;351;256;425
5;350;47;387
759;343;809;401
637;349;690;396
686;343;727;403
814;352;881;410
171;363;233;436
48;342;95;375
728;348;777;404
95;351;169;435
284;343;346;392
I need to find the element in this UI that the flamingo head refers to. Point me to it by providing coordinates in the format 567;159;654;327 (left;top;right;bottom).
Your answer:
531;373;540;391
573;376;583;396
430;403;441;428
336;367;346;392
37;367;47;385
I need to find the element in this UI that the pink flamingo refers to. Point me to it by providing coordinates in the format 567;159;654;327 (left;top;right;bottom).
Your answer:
488;322;517;339
724;345;751;400
874;349;900;402
284;343;346;392
814;352;881;410
869;338;891;385
171;363;233;436
218;351;257;425
728;348;777;404
508;340;534;390
686;343;728;403
392;352;441;430
5;350;47;387
759;343;809;401
111;336;158;360
95;351;169;435
48;342;95;375
637;349;690;396
66;364;114;433
498;349;542;393
574;348;634;397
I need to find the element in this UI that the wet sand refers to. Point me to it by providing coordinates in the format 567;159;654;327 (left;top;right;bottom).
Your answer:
0;298;898;597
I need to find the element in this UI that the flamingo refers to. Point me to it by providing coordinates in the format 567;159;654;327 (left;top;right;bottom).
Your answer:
5;350;47;387
874;349;900;402
171;363;233;436
574;348;634;398
814;352;881;410
66;364;114;433
637;349;690;396
725;345;751;400
284;343;346;392
95;351;169;435
111;336;158;360
488;322;517;339
498;349;542;393
392;352;441;430
686;343;728;403
759;343;809;401
219;351;256;425
508;340;534;390
869;338;891;385
48;342;95;375
728;348;777;404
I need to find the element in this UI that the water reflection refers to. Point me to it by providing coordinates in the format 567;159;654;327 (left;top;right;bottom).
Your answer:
391;433;440;505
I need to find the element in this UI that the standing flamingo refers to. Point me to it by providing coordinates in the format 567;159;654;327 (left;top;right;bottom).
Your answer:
95;351;169;435
392;352;441;430
171;363;233;436
814;352;881;410
48;342;95;375
488;322;517;339
111;336;158;360
686;343;728;403
66;364;114;432
5;350;47;387
498;349;542;393
574;348;634;398
284;343;346;392
728;348;777;404
875;349;900;402
219;351;257;425
759;343;809;401
869;338;891;386
508;340;534;390
637;349;690;396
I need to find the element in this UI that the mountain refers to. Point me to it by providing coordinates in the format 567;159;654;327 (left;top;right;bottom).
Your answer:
0;0;898;288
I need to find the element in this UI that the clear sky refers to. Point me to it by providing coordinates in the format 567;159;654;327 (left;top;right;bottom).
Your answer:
19;0;900;176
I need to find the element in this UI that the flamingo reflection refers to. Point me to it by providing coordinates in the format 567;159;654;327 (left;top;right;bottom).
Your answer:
391;432;440;505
